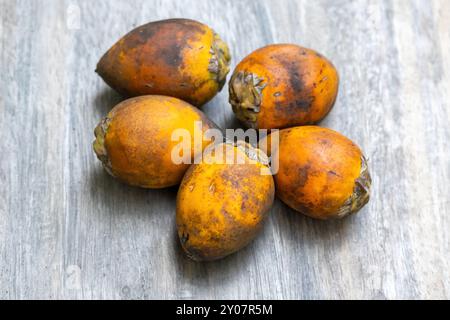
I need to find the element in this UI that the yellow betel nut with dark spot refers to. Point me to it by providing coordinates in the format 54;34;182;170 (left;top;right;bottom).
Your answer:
260;126;371;219
176;142;275;261
96;18;231;106
93;95;218;188
229;44;338;129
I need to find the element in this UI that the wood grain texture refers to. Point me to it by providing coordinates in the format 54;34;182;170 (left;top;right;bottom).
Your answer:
0;0;449;299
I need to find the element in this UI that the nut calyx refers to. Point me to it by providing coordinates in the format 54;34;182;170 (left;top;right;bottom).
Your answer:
208;32;231;91
336;155;371;218
229;71;266;128
93;116;114;176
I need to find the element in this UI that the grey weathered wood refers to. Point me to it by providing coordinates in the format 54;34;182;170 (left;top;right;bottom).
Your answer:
0;0;449;299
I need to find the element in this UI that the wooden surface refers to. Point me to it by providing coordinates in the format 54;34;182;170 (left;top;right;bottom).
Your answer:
1;0;449;300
